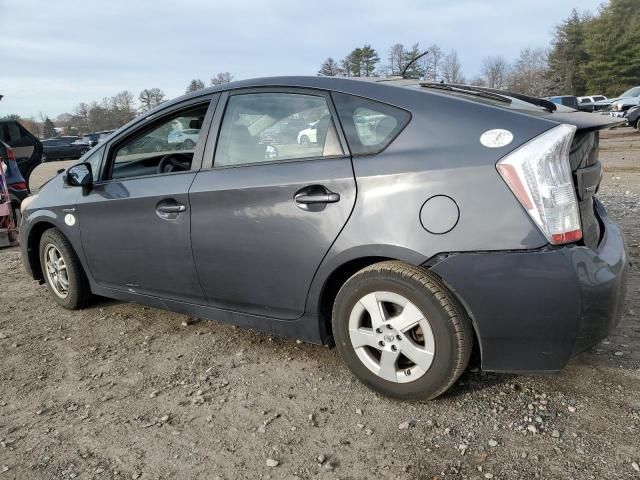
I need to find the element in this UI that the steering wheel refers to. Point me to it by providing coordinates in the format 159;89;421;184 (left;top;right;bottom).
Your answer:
157;153;191;174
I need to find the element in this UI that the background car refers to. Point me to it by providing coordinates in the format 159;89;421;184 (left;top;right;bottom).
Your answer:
42;137;90;161
119;134;168;155
594;86;640;113
0;118;43;187
259;117;308;144
77;130;115;147
168;128;200;148
626;105;640;129
578;95;607;112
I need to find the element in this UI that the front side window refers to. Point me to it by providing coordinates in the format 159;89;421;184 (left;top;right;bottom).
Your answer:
109;105;208;180
214;93;343;168
333;93;410;156
82;145;104;179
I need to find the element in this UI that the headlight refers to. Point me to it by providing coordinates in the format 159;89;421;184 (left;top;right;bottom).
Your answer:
611;103;621;112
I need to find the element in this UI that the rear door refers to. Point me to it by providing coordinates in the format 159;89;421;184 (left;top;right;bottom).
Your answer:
190;89;355;319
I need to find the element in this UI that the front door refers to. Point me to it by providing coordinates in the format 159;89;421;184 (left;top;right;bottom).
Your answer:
190;90;356;319
77;100;214;303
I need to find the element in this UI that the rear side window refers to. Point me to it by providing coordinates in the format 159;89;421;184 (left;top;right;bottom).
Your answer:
332;93;410;156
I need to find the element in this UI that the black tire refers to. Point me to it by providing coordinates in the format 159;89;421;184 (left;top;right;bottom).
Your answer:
39;228;93;310
332;261;472;400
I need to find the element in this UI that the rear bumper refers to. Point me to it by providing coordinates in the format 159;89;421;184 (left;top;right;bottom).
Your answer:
429;201;629;373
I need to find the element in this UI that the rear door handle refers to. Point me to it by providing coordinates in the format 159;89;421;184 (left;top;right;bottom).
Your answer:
294;192;340;204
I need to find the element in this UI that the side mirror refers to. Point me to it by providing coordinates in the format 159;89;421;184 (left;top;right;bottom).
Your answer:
66;162;93;187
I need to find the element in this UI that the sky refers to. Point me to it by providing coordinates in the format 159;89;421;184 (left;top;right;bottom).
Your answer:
0;0;605;119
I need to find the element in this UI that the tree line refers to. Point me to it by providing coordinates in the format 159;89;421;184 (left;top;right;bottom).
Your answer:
2;72;234;139
318;0;639;98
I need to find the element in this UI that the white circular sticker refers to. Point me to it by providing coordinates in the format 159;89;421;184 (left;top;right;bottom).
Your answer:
480;129;514;148
64;214;76;226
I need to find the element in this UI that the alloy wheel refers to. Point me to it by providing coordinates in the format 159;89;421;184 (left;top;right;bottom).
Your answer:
44;244;70;298
348;291;435;383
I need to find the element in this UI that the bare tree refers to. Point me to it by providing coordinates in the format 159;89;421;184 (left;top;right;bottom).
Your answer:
482;56;510;89
139;88;166;112
424;44;444;81
387;44;405;75
440;50;465;84
318;58;342;76
508;48;551;97
211;72;233;85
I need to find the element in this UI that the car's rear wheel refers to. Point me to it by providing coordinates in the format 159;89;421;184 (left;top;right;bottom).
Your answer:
39;228;93;310
332;261;472;400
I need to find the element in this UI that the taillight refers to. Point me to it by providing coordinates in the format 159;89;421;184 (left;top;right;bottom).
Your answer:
497;124;582;245
6;147;16;161
11;182;28;190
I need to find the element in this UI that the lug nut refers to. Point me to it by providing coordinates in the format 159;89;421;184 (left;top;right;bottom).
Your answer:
396;335;402;341
386;324;393;330
405;369;411;376
379;341;385;347
375;328;382;334
391;345;398;352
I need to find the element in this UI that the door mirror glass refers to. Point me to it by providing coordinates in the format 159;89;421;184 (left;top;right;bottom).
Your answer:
66;163;93;186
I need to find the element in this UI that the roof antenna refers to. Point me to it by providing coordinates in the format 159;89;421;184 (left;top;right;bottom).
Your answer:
401;51;429;79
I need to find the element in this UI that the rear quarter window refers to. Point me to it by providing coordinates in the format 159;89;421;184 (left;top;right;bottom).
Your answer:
332;93;410;156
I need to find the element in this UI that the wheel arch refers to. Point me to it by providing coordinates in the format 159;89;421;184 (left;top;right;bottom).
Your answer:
25;220;58;282
313;252;481;367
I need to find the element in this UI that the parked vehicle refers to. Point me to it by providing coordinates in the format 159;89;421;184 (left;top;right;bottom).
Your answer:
0;139;29;225
548;95;579;110
42;137;90;161
259;117;308;145
626;105;640;129
547;95;596;112
119;135;168;155
0;119;43;187
168;128;200;149
19;77;629;400
78;130;115;147
594;86;640;113
578;95;607;112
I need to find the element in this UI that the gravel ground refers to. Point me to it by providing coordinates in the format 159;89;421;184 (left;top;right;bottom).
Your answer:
1;128;639;480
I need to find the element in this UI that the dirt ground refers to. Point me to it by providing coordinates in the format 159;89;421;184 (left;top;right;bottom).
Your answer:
1;128;639;480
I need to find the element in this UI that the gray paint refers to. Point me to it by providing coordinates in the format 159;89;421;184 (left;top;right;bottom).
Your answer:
19;76;629;374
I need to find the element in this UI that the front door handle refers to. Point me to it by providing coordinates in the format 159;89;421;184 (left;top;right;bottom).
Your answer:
294;192;340;204
157;204;186;213
156;201;186;220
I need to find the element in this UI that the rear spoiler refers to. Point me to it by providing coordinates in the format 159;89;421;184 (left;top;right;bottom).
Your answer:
546;111;625;132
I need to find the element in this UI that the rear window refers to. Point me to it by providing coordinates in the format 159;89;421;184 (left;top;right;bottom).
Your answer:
332;93;410;156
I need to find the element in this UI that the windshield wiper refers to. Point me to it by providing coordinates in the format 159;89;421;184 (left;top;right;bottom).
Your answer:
419;82;512;105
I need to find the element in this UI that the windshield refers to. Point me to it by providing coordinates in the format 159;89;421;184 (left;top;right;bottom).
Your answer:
620;87;640;98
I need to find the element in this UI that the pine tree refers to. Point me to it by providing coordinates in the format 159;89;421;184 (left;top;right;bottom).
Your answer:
186;79;205;94
43;117;56;138
584;0;640;95
547;9;591;95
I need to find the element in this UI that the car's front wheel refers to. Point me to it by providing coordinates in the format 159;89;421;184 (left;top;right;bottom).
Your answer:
39;228;93;310
332;261;472;400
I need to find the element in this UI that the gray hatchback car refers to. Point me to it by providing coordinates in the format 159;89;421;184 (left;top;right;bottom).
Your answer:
20;77;629;400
